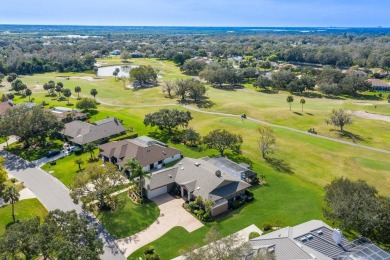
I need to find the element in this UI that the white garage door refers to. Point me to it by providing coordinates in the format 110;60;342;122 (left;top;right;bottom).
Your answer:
147;186;168;199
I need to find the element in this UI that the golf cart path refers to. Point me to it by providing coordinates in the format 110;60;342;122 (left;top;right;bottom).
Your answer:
96;99;390;156
347;110;390;123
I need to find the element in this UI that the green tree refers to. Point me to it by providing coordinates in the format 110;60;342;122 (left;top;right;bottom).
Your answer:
203;129;243;156
90;88;98;100
25;88;32;101
0;157;6;193
271;70;296;89
2;186;20;222
0;106;64;148
286;95;294;111
253;76;272;91
300;98;306;112
84;142;97;158
76;98;96;111
144;109;192;135
74;158;84;171
0;217;40;260
6;73;17;84
70;162;126;210
326;109;352;131
175;79;189;100
62;88;72;104
257;126;276;159
122;159;150;199
55;83;63;97
172;53;190;65
183;127;201;147
187;79;207;102
74;86;81;99
43;81;55;95
113;68;120;81
181;59;206;76
130;65;157;86
323;178;380;236
11;79;27;94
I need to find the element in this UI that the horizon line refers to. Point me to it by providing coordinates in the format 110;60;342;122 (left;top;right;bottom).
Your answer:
0;23;389;29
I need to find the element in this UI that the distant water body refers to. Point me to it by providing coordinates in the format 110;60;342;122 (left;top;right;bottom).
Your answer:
0;25;389;35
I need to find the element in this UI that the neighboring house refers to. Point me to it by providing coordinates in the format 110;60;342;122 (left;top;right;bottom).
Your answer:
131;50;146;58
62;117;126;146
0;101;13;117
228;56;243;64
204;156;255;183
99;136;182;172
368;79;390;92
246;220;390;260
353;70;368;78
49;107;87;122
15;102;39;109
144;157;251;216
109;50;121;56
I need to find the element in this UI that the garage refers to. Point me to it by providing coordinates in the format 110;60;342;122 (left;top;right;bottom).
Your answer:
147;186;168;199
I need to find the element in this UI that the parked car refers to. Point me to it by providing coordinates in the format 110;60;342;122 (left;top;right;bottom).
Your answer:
65;146;79;155
46;150;61;158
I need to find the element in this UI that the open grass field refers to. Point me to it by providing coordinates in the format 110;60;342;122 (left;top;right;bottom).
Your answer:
0;199;48;235
96;192;160;239
2;58;389;258
41;149;99;187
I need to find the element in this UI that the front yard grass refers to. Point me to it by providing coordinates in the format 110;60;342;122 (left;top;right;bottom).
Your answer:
41;149;98;187
0;198;48;234
96;192;160;239
5;140;63;161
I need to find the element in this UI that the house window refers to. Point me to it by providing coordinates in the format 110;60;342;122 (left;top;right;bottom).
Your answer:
158;160;163;164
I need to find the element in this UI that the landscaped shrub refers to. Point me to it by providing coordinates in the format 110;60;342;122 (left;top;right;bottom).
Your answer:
57;96;67;101
203;212;212;221
231;200;241;210
109;132;138;142
249;231;260;239
245;190;254;197
10;178;17;183
50;161;56;166
194;209;205;220
183;203;191;211
188;201;198;210
144;245;160;260
262;223;273;232
246;196;254;202
74;148;82;155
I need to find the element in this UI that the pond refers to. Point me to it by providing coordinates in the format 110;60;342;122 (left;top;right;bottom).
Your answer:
97;65;137;77
96;65;163;78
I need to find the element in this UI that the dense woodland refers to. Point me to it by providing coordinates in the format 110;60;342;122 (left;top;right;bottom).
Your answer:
1;31;390;75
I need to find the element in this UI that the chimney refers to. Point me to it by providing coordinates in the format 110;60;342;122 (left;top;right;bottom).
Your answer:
332;229;342;245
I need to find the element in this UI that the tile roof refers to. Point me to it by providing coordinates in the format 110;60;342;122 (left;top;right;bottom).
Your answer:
98;136;181;168
62;118;126;145
0;101;13;116
249;220;390;260
368;79;389;87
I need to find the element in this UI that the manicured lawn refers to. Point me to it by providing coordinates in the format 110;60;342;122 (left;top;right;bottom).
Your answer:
0;199;48;234
96;192;160;239
5;140;63;161
0;136;8;144
41;150;98;187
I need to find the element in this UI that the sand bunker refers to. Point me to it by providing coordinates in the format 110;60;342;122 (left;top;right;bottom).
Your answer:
56;76;104;82
34;84;44;89
348;110;390;123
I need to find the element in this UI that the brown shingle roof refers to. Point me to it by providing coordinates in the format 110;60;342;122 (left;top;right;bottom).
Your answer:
98;136;181;168
0;101;13;116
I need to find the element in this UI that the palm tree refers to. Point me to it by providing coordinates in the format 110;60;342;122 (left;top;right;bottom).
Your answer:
2;186;20;222
62;88;72;104
286;95;294;111
84;143;96;158
75;86;81;99
74;159;84;171
25;88;32;101
90;89;98;100
122;159;150;199
300;98;306;112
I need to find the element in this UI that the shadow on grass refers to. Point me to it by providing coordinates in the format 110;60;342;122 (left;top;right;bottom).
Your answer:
306;112;314;116
265;156;294;174
147;131;171;143
323;95;346;100
295;92;323;99
350;93;383;101
177;98;215;109
293;112;303;116
212;85;244;91
331;129;364;143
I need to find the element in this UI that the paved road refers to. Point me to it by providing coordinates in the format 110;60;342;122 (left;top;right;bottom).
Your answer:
95;99;390;156
0;150;125;260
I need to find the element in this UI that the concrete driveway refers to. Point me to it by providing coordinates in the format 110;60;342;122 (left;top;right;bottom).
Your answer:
116;194;204;257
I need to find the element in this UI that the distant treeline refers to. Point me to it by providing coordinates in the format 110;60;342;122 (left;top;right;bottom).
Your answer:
0;31;390;75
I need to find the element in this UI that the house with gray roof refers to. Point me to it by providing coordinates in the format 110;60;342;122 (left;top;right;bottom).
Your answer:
204;156;255;183
144;157;251;216
62;117;126;146
98;136;182;172
247;220;390;260
368;79;390;92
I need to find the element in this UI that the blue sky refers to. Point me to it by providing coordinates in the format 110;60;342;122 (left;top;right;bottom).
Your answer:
0;0;389;27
